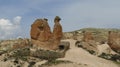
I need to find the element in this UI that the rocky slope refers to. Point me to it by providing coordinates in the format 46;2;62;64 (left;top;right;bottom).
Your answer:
0;39;119;67
0;28;120;67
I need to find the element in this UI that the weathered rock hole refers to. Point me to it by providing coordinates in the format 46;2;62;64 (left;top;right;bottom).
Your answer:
59;45;64;50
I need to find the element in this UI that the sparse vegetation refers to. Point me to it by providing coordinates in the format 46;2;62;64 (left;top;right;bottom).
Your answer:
98;53;120;63
40;60;72;67
6;47;30;61
113;61;120;67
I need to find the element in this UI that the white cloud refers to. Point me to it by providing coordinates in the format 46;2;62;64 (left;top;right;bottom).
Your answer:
0;19;12;26
13;16;22;25
0;16;22;40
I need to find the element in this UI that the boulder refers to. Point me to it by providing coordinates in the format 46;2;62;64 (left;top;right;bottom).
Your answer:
82;31;94;42
75;40;98;55
107;31;120;53
75;31;98;55
75;41;82;47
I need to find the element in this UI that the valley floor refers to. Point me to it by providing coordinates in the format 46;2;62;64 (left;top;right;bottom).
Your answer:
51;39;119;67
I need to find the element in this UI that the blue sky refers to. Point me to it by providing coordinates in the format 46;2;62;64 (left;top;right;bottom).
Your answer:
0;0;120;39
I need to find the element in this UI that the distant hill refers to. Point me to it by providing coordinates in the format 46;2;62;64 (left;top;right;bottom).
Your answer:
63;28;120;42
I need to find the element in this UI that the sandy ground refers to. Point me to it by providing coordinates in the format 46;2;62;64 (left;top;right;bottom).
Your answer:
54;39;119;67
97;43;117;55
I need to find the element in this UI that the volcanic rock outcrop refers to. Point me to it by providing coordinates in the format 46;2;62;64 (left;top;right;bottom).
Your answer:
107;31;120;53
76;31;98;55
82;31;94;42
30;16;63;50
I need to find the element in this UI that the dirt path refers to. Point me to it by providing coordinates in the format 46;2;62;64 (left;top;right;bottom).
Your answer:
55;39;119;67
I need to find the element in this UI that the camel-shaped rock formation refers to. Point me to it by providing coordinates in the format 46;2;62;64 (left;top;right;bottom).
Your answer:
30;16;63;50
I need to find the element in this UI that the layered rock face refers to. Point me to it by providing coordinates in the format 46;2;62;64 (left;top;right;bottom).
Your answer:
82;31;94;42
30;16;63;50
75;31;99;55
82;31;97;52
107;31;120;53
